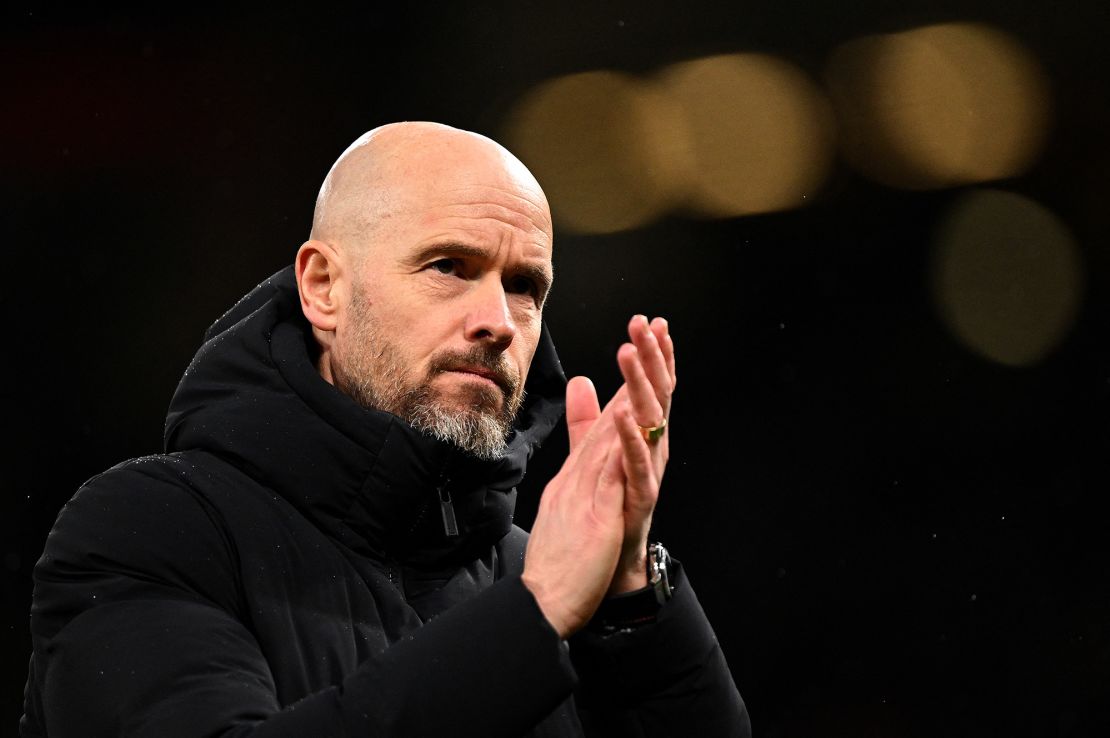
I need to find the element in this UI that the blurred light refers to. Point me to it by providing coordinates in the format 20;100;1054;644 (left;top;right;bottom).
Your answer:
932;189;1082;367
657;53;836;217
502;70;685;234
502;54;835;233
826;22;1051;190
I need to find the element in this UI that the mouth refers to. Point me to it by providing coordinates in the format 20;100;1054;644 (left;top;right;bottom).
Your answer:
428;348;518;402
444;366;506;391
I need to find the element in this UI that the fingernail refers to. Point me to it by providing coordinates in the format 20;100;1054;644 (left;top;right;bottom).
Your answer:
640;315;650;329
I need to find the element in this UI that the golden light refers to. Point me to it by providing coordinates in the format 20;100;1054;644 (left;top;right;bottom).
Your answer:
932;189;1082;367
501;70;688;234
657;53;836;217
826;22;1052;190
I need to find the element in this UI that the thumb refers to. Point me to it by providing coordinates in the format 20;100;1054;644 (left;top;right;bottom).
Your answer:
566;376;601;452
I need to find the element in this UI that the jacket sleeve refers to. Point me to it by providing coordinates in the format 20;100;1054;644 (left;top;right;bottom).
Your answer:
568;561;752;738
25;463;579;738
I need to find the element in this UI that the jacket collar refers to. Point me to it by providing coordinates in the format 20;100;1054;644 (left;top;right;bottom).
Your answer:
164;266;566;568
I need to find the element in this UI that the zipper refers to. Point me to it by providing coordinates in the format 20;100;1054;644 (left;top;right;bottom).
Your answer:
438;475;459;538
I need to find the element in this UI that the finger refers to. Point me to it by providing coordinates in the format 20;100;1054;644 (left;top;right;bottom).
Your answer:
565;376;602;452
650;317;677;392
617;343;665;429
629;315;673;414
594;428;627;520
616;404;658;498
562;400;624;521
545;381;618;508
566;388;623;488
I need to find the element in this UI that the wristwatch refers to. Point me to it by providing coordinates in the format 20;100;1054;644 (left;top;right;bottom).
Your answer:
648;541;674;605
589;542;675;633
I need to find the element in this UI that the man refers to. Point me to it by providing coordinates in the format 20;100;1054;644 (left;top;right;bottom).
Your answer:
22;122;749;736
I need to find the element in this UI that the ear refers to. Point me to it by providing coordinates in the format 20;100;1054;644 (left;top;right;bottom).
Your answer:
295;239;344;332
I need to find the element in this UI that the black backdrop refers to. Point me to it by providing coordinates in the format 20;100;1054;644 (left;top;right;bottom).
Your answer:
4;3;1110;737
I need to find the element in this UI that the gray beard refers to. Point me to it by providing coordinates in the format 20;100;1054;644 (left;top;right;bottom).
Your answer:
332;295;524;460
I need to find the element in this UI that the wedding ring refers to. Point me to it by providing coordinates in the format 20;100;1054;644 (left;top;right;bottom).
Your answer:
637;417;667;443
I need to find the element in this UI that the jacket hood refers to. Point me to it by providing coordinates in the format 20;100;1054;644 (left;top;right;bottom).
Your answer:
164;265;567;568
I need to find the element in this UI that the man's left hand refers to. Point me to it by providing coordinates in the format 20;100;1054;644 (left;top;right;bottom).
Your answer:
568;315;676;595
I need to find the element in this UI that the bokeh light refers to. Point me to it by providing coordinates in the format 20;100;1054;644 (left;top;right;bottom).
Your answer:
502;70;686;234
932;189;1082;367
826;22;1052;190
503;54;836;233
656;53;836;217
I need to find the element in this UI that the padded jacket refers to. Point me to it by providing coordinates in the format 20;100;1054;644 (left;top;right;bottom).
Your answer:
22;266;750;737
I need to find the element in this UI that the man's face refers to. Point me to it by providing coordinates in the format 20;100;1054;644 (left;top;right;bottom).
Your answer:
329;147;554;459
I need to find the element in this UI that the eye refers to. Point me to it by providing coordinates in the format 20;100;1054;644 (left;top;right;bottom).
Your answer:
508;275;537;296
428;258;458;276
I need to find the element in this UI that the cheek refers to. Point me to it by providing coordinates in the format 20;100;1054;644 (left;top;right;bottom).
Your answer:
513;318;544;375
401;319;459;378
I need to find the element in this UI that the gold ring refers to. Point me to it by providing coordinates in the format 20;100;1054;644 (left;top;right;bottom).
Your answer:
638;417;667;442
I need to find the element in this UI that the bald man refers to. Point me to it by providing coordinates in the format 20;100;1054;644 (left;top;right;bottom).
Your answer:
22;123;749;737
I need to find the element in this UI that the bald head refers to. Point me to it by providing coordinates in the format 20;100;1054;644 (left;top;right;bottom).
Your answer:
310;122;550;251
296;121;555;459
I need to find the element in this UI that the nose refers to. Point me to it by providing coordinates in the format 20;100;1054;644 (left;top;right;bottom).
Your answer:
463;274;517;350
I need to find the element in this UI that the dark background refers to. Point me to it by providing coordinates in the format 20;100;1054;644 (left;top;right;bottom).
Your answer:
4;3;1110;737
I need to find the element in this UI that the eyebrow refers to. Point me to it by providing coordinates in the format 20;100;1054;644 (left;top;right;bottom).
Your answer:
412;242;554;298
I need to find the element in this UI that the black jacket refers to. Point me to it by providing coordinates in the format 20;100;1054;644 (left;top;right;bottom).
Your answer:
22;266;750;737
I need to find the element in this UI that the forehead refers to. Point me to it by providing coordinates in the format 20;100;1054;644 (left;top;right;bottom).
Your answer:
385;166;554;260
423;184;552;241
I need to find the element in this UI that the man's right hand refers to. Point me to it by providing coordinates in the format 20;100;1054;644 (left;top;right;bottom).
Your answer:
521;377;646;638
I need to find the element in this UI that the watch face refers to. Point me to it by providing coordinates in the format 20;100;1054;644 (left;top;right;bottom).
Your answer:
649;543;673;602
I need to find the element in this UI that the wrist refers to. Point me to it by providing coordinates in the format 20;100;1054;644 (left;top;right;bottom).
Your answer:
522;571;578;639
607;559;648;595
607;539;649;595
592;542;675;633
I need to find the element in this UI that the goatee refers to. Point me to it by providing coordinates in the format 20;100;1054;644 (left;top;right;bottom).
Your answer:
332;295;524;459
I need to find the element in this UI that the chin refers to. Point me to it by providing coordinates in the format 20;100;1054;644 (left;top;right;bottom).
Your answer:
434;375;501;406
456;390;505;416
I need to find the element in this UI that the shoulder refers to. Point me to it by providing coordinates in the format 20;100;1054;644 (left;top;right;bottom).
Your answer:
50;453;235;556
31;454;245;639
